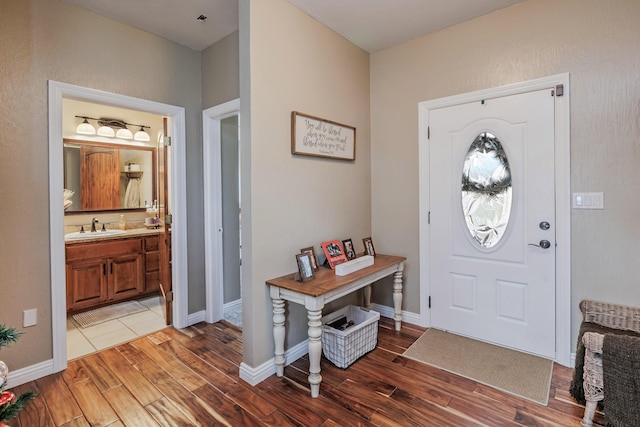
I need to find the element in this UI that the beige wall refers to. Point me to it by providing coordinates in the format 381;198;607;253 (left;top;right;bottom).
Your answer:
0;0;202;370
370;0;640;345
202;31;240;109
240;0;371;366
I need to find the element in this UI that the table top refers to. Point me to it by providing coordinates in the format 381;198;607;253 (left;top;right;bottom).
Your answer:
266;254;406;297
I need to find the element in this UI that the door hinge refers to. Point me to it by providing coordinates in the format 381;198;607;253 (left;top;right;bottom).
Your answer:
427;126;430;139
552;84;564;97
428;296;431;309
428;211;431;224
163;136;172;147
164;213;172;225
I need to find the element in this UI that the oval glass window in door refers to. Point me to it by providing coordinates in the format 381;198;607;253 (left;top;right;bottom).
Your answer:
461;132;512;248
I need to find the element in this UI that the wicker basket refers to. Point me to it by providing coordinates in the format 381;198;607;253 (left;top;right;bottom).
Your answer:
321;305;380;369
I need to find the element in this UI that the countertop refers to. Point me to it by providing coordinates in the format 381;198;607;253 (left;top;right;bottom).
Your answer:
64;226;164;244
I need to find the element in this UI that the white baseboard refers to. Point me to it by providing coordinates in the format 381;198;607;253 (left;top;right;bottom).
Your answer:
224;299;242;312
370;303;423;327
7;359;54;388
238;304;421;386
239;339;308;386
9;305;421;389
187;309;206;326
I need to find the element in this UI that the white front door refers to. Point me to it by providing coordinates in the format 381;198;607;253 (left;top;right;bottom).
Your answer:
429;88;556;358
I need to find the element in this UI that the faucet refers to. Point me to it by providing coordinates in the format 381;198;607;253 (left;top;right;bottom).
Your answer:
91;218;99;233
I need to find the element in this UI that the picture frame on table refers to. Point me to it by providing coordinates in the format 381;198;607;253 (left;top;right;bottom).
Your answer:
321;240;348;269
342;238;356;260
300;246;319;271
363;237;376;257
296;253;315;282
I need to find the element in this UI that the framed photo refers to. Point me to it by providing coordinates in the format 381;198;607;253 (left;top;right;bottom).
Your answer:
300;246;319;271
291;111;356;161
296;253;315;282
363;237;376;257
342;238;356;260
321;240;348;269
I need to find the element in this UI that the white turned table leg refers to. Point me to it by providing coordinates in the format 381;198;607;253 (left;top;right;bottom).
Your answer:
581;401;596;427
393;264;404;331
363;284;372;311
307;308;323;398
272;297;286;377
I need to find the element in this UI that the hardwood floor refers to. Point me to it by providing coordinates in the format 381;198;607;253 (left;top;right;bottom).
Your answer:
10;317;601;426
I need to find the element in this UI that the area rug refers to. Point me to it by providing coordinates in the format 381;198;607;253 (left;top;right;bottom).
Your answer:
72;300;148;328
403;328;553;405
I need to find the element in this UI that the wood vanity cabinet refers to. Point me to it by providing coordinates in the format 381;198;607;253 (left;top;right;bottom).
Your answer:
66;235;158;313
143;235;161;293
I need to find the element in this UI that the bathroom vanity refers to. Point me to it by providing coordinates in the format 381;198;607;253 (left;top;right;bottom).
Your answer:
65;230;162;313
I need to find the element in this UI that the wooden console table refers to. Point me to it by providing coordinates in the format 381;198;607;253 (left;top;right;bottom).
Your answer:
266;254;406;398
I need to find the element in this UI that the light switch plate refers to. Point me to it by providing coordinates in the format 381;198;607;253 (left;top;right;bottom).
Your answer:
573;192;604;209
23;309;37;327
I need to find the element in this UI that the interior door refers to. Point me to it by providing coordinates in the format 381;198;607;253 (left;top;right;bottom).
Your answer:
429;88;556;358
158;117;173;325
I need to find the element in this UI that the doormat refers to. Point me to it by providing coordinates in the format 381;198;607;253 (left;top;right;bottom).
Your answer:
72;301;148;328
403;328;553;405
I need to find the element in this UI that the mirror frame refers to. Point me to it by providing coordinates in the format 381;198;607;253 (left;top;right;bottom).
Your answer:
63;138;157;215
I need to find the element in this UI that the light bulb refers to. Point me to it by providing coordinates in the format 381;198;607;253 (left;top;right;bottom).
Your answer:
134;126;150;142
76;118;96;135
97;126;115;137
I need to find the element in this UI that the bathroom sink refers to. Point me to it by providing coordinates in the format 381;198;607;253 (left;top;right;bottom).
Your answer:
65;230;127;240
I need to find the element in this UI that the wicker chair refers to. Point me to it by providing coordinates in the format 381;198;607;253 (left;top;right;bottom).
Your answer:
579;300;640;427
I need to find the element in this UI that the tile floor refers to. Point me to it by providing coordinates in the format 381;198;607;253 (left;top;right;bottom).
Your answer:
67;296;167;360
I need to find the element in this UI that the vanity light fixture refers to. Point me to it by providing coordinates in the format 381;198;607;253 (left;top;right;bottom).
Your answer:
75;116;96;135
97;125;115;137
74;116;150;141
115;125;133;140
133;126;151;142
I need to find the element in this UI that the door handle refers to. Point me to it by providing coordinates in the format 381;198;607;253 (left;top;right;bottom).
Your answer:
528;240;551;249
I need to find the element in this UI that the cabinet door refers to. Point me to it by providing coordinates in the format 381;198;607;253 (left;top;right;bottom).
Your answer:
80;146;120;210
66;258;108;311
108;253;144;301
143;236;161;293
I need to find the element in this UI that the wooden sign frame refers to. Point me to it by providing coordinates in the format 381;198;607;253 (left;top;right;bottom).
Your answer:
291;111;356;161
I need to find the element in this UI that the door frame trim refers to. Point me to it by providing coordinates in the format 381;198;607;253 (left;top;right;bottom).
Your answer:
203;98;241;323
48;81;189;373
418;73;571;365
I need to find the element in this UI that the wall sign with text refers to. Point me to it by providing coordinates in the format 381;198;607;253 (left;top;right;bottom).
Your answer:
291;111;356;161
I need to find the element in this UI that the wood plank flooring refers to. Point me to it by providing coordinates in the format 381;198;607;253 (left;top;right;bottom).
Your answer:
9;317;602;426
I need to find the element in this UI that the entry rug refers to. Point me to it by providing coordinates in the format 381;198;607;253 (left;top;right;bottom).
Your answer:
403;328;553;405
72;300;148;328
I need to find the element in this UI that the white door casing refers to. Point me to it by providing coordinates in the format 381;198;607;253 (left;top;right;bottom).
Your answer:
48;81;188;374
203;98;241;323
418;74;572;365
430;89;555;358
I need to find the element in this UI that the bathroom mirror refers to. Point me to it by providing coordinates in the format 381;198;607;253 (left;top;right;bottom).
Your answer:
63;138;157;213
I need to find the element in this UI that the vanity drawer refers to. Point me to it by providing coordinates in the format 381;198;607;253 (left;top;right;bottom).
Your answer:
144;235;159;251
145;251;159;272
66;238;142;261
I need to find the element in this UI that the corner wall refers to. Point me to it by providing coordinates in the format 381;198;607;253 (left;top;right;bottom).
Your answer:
0;0;202;371
240;0;371;367
370;0;640;345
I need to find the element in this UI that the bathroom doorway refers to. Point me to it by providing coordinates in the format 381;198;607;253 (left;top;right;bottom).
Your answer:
48;81;188;372
203;99;242;326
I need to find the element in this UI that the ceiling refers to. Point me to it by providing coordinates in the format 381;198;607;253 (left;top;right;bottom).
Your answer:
60;0;524;52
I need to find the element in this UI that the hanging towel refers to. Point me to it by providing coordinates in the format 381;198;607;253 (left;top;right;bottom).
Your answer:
124;178;141;208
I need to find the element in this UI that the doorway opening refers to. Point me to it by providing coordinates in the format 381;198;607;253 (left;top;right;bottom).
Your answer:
418;74;572;366
203;99;242;326
48;81;188;373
